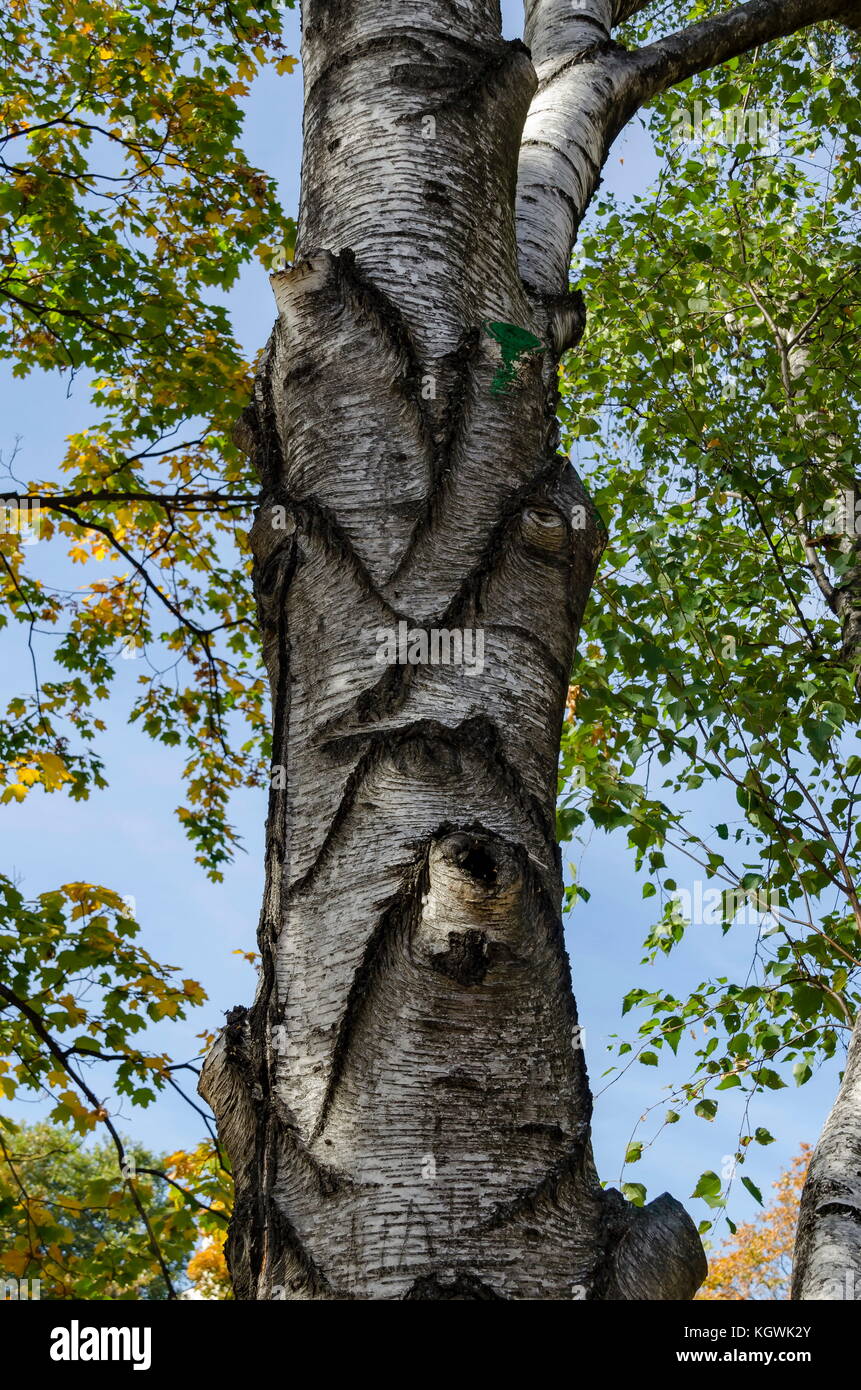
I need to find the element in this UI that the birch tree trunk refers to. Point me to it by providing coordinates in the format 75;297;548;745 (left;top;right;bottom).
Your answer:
793;1013;861;1299
200;0;855;1300
784;336;861;1301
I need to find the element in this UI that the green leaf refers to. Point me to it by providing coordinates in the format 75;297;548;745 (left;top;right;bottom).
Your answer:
692;1170;722;1200
622;1182;647;1207
741;1175;763;1206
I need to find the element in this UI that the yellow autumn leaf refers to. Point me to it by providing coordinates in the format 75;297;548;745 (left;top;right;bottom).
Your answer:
57;995;87;1023
56;1089;88;1116
1;783;29;803
26;1202;55;1227
0;1249;30;1276
36;752;71;789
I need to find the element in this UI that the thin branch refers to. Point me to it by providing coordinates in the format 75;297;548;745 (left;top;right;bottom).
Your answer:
3;490;256;510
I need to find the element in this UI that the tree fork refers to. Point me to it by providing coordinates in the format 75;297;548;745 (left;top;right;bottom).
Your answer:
201;0;706;1300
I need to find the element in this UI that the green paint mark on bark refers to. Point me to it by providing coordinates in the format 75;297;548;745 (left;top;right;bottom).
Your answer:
483;320;543;395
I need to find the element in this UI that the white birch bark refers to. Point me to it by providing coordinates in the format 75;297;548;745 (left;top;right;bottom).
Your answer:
793;1014;861;1299
200;0;854;1300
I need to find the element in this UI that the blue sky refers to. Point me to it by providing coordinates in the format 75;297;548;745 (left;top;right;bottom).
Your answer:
0;0;842;1251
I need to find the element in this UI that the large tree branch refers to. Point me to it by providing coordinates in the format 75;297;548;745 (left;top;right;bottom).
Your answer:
516;0;620;290
625;0;859;106
516;0;858;292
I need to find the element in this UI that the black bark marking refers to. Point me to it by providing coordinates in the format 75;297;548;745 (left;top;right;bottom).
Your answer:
309;860;429;1142
429;928;492;986
476;1143;591;1234
385;325;482;584
403;1272;504;1300
443;831;499;886
410;38;534;120
815;1201;861;1224
332;248;434;458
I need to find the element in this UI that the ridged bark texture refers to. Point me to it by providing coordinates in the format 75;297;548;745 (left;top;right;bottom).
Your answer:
200;0;706;1300
793;1013;861;1299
